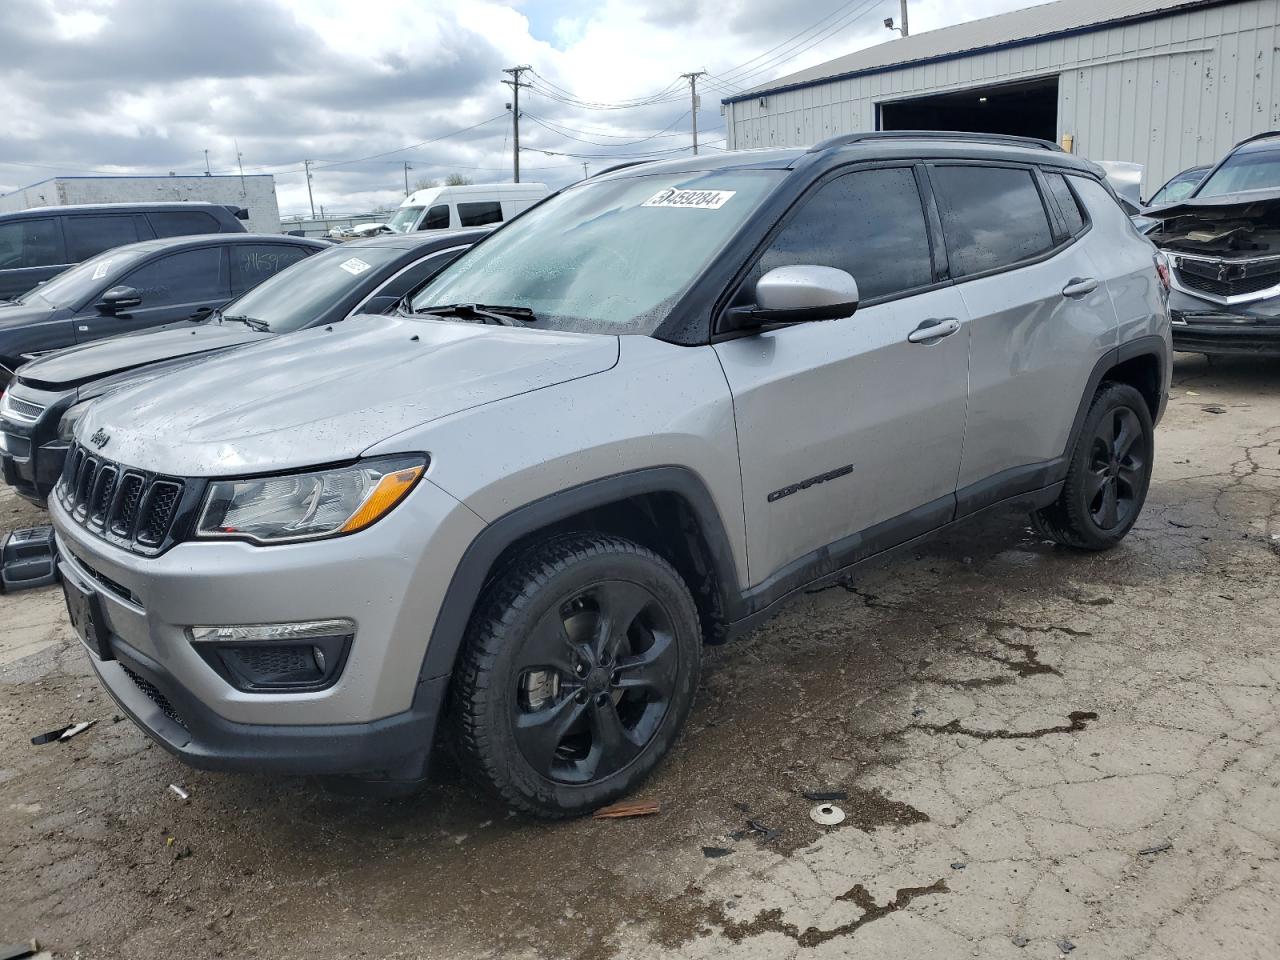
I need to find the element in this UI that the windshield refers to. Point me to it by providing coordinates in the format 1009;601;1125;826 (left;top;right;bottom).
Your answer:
17;247;145;308
219;244;404;332
1197;150;1280;198
386;206;423;233
410;170;783;335
1150;168;1206;205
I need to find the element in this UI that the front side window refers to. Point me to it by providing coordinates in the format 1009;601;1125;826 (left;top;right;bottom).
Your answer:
1197;148;1280;198
746;166;933;304
930;165;1054;277
119;247;226;306
63;215;139;262
0;218;62;269
457;201;503;227
412;170;783;335
420;204;450;230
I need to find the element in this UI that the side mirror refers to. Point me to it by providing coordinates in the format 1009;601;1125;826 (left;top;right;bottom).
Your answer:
723;265;859;332
95;285;142;313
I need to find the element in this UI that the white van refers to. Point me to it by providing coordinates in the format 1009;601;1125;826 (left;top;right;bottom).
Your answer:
386;182;549;234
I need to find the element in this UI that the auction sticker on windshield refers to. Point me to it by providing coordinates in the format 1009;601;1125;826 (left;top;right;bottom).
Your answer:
642;188;736;210
339;258;372;276
92;259;113;280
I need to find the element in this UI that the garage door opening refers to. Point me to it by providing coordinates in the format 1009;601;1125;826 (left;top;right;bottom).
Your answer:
879;76;1059;142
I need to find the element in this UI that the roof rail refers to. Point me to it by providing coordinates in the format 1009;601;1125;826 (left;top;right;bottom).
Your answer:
1228;129;1280;150
589;159;656;179
808;130;1063;154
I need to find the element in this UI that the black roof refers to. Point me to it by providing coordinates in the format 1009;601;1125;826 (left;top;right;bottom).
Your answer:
341;227;493;251
108;233;326;256
0;201;244;220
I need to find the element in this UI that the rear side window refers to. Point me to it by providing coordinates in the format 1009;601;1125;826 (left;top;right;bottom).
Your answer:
458;201;503;228
750;166;933;302
419;204;450;230
0;218;63;268
1046;173;1086;236
231;244;311;295
63;215;140;262
119;247;227;306
930;166;1053;277
149;210;221;238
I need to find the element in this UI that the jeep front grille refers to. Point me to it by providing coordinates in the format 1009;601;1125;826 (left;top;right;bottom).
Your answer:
56;444;189;554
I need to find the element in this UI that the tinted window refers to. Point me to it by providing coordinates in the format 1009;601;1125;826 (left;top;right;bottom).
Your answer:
931;166;1053;277
1046;173;1086;236
1197;148;1280;197
232;244;310;294
420;204;450;230
0;218;62;269
751;167;932;302
119;247;226;306
149;210;220;238
63;215;139;261
457;201;503;227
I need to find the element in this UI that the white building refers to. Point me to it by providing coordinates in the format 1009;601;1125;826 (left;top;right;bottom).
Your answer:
0;174;281;234
722;0;1280;197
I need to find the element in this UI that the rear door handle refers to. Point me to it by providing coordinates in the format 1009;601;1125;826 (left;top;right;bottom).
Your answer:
908;317;962;344
1062;277;1100;298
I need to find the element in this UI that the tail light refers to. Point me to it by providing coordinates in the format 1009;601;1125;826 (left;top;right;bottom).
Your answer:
1154;252;1172;292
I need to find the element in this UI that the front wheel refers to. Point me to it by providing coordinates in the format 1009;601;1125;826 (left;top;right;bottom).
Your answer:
454;533;702;818
1032;381;1154;551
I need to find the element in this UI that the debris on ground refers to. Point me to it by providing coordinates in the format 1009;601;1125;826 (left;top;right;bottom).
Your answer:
30;720;96;745
802;789;848;802
592;799;660;820
1012;935;1029;948
809;803;846;826
911;708;927;717
1202;404;1227;414
169;784;190;802
950;862;967;870
1138;841;1173;856
0;941;40;960
1058;939;1076;953
729;819;781;843
701;846;733;859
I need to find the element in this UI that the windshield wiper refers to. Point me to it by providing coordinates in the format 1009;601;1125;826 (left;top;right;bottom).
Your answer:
414;303;536;327
220;314;270;332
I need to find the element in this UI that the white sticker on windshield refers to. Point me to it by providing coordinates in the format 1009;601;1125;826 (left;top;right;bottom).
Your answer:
339;257;372;276
642;188;736;210
92;259;112;280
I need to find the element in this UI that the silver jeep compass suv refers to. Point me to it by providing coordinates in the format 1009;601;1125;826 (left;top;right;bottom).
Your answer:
50;132;1171;818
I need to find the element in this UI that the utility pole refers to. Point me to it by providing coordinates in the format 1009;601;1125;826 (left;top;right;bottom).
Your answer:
582;161;589;180
403;161;412;196
502;65;531;183
234;139;246;196
681;71;707;155
203;149;211;176
304;159;316;220
900;0;909;36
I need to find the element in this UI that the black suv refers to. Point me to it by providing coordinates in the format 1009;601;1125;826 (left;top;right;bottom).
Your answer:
0;202;249;300
0;233;326;388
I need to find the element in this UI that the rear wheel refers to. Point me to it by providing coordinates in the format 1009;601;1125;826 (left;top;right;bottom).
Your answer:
1032;381;1154;551
454;533;701;818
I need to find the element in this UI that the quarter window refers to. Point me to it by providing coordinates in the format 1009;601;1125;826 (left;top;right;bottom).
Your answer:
1046;173;1086;236
930;165;1054;277
749;166;933;303
419;204;451;230
149;210;221;238
63;215;140;262
457;201;503;228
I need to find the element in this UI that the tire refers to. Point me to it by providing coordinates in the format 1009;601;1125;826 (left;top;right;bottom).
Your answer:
453;533;702;818
1032;381;1154;551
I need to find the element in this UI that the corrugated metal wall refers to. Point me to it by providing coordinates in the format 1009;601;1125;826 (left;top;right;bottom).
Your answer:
725;0;1280;193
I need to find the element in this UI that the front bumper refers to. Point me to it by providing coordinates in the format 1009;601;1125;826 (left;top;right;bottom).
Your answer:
1170;289;1280;355
0;383;74;505
51;472;486;776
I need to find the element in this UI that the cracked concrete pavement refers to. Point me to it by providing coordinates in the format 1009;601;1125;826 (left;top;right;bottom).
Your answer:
1;353;1277;959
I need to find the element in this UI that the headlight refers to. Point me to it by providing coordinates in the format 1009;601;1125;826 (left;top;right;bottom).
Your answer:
195;455;426;544
58;399;96;441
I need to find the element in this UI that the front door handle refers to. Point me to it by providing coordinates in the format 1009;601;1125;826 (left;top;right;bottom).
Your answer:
1062;277;1100;298
908;317;962;344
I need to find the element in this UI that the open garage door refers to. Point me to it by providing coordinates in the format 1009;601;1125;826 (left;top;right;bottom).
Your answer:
879;76;1059;142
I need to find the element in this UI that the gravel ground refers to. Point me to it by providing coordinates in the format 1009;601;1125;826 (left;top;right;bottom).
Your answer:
1;353;1277;960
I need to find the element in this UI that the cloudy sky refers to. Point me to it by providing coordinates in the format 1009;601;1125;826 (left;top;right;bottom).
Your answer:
0;0;1047;218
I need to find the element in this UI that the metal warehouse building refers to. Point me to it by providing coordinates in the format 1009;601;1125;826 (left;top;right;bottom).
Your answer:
722;0;1280;196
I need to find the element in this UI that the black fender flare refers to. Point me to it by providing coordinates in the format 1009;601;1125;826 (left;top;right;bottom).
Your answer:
1061;334;1168;467
416;466;743;686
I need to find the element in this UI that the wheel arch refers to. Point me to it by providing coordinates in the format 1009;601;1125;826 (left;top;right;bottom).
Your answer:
417;467;744;687
1062;336;1167;462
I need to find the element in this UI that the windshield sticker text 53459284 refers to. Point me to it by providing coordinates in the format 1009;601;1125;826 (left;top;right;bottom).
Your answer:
642;188;736;210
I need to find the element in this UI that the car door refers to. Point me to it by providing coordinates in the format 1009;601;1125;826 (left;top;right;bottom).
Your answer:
0;217;67;299
713;164;971;587
229;242;313;299
926;163;1119;512
74;245;231;342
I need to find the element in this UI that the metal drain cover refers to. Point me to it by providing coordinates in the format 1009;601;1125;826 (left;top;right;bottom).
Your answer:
810;803;846;826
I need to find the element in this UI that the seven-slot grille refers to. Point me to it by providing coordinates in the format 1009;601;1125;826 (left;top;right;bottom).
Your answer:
57;444;186;553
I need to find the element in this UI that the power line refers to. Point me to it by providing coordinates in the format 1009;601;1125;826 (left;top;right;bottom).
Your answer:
310;114;509;170
522;111;691;147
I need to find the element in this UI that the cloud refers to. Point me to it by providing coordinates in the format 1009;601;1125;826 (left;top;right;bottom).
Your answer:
0;0;1041;217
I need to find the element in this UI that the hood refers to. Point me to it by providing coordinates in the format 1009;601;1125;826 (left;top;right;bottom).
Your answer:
1144;188;1280;222
79;313;620;476
1146;189;1280;258
16;321;267;391
0;299;56;331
